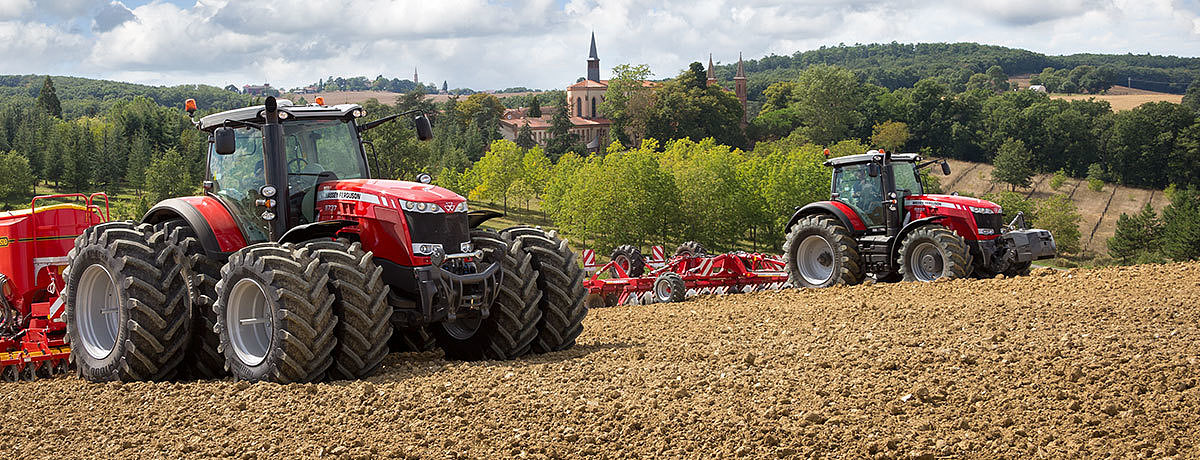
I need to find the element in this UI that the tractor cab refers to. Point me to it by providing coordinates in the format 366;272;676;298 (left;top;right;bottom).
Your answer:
828;151;927;231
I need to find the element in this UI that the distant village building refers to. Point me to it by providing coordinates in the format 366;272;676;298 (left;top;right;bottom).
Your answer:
499;33;749;149
1028;84;1047;93
242;83;273;96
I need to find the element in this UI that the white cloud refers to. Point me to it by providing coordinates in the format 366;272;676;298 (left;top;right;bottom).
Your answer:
0;0;1197;91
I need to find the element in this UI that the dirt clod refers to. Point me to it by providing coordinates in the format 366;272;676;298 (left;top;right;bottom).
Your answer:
3;262;1199;458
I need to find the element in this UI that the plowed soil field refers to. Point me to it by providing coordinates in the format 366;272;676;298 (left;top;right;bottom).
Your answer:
3;263;1199;459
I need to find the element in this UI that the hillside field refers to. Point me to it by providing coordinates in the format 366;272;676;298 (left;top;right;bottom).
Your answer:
288;90;544;106
934;159;1166;254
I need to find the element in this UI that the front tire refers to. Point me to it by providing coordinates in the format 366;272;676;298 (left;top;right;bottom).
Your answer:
898;225;973;282
652;272;686;303
784;215;864;288
64;222;189;382
501;226;588;353
303;239;392;380
215;243;337;383
436;229;541;360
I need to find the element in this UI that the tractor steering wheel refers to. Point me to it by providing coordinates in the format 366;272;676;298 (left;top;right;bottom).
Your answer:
287;156;309;172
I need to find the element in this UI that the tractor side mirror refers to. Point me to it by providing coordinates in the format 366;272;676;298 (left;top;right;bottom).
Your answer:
941;161;951;176
214;127;236;155
414;114;433;141
868;163;881;178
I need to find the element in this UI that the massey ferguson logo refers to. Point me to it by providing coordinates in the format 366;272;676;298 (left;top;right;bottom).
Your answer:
440;201;457;213
0;236;9;248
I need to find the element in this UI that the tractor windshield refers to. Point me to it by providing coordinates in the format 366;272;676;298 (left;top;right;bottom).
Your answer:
282;119;368;225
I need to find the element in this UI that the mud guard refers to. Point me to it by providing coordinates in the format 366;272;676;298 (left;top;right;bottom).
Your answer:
143;197;247;256
888;216;948;268
279;220;358;245
784;201;862;234
468;210;504;229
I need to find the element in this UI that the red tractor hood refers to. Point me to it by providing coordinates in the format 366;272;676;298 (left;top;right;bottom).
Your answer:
316;179;466;213
906;194;1002;213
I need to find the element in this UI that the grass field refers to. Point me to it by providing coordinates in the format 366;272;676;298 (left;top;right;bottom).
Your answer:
1051;92;1183;111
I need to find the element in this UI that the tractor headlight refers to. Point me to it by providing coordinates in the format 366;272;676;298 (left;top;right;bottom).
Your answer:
455;201;468;212
416;202;428;212
412;243;443;255
969;206;997;214
260;185;277;198
401;199;416;211
353;109;364;118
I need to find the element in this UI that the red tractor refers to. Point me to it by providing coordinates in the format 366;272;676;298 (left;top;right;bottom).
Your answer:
784;150;1056;288
64;97;586;383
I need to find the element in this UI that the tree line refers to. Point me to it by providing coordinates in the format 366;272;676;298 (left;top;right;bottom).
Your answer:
709;42;1199;100
747;65;1200;190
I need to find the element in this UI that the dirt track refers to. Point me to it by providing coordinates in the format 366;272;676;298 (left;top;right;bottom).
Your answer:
3;263;1199;459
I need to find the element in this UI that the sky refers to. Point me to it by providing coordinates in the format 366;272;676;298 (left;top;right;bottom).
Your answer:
1;0;1198;91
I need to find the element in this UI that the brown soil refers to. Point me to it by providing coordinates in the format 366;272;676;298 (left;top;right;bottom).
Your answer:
3;263;1199;459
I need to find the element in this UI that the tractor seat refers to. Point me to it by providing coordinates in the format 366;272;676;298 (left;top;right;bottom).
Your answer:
299;164;336;223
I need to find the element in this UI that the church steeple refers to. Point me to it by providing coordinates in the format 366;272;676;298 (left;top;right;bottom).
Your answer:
587;32;600;82
706;54;717;87
734;53;748;125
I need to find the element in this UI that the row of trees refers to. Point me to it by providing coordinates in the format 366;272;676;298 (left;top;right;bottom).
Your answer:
1029;66;1117;94
750;65;1200;189
1108;187;1200;264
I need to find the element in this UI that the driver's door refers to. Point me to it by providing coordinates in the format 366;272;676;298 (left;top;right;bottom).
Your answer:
833;163;884;229
207;127;272;243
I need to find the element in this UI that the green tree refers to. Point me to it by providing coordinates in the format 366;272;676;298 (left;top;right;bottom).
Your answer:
0;151;35;200
1159;187;1200;261
1107;203;1162;262
992;138;1034;191
544;97;580;160
144;148;196;205
644;67;747;148
527;95;542;118
1086;163;1105;192
513;147;552;210
986;65;1009;93
515;123;536;149
1184;80;1200;114
467;140;525;214
600;64;654;146
981;191;1035;224
37;76;63;118
870;121;909;152
1033;194;1082;254
1049;169;1068;190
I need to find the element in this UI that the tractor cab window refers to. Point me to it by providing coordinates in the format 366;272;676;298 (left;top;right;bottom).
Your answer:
892;162;923;197
207;127;270;243
282;119;368;225
833;163;884;228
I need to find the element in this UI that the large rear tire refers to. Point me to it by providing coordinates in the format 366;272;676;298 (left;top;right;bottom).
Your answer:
501;226;587;353
158;219;227;379
674;241;707;258
215;243;337;383
898;225;973;282
609;245;645;277
436;229;541;360
303;239;392;380
784;215;864;288
64;222;190;382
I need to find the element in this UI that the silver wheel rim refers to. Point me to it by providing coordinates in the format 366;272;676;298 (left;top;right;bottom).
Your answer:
227;278;272;367
76;264;120;360
796;235;835;285
910;242;943;282
654;277;674;301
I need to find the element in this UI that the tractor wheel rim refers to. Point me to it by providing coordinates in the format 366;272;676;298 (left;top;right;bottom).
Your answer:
796;235;835;285
76;264;120;360
441;316;482;340
227;278;273;367
654;278;673;301
611;255;630;277
911;242;943;282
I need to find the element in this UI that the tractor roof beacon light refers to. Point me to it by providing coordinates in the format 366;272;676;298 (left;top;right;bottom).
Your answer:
315;97;325;106
185;99;198;116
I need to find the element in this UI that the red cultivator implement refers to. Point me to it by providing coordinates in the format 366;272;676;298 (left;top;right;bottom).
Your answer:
0;194;108;381
582;243;790;307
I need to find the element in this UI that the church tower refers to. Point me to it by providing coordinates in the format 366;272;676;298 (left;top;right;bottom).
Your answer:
706;54;717;87
734;53;748;125
587;32;600;82
413;67;419;85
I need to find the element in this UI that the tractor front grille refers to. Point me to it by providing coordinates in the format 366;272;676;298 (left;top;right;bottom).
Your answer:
404;211;470;253
974;212;1004;236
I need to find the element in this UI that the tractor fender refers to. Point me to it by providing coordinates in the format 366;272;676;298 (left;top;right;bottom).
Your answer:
142;196;248;255
888;216;948;266
279;220;358;245
785;201;865;234
468;210;504;229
